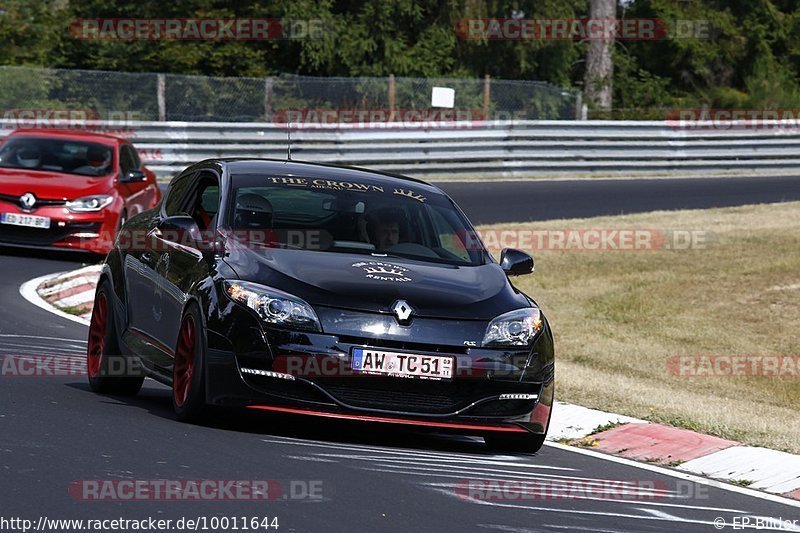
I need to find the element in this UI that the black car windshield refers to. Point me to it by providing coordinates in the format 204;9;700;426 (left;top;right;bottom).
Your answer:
228;174;485;266
0;137;115;176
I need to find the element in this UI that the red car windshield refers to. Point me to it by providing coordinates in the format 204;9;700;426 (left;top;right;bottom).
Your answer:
0;136;114;177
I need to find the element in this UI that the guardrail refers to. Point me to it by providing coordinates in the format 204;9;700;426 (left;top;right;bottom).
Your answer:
3;120;800;180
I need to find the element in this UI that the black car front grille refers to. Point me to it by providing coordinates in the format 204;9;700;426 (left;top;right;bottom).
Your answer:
337;335;470;355
323;383;459;413
469;399;538;417
315;377;538;415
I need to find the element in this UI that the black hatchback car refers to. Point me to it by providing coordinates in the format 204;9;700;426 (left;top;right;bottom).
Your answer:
87;159;554;452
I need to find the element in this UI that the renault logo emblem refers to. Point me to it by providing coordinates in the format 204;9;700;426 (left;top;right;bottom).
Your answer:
391;300;414;324
19;193;36;210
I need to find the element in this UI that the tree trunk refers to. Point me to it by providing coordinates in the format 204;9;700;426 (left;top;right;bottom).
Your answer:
584;0;615;113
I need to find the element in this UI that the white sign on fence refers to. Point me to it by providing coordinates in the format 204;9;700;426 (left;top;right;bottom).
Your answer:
431;87;455;108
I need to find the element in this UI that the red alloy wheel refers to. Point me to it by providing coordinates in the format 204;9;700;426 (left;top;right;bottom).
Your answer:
86;292;107;378
173;315;196;408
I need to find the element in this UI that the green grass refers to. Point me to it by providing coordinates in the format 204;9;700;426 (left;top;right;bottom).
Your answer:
56;304;91;316
591;421;625;434
478;201;800;454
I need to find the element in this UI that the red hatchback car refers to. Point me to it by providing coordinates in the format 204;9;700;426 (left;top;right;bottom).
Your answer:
0;129;160;255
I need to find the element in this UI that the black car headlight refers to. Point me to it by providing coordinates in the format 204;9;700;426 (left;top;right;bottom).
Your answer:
482;307;543;347
224;280;321;332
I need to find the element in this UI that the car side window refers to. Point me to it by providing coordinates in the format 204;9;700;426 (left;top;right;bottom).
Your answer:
120;145;137;174
164;173;195;217
188;173;220;230
429;207;471;262
130;145;142;168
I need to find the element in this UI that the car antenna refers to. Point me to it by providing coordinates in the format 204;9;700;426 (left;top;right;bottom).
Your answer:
286;119;292;161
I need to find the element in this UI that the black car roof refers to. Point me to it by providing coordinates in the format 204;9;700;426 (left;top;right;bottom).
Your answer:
205;158;445;196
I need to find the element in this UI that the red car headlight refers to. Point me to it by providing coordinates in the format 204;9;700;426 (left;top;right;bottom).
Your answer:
66;195;114;213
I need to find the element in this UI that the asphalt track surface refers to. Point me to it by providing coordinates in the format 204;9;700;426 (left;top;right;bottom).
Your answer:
3;177;800;532
436;175;800;224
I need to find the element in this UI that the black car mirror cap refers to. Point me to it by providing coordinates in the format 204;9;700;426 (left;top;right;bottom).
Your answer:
158;215;203;247
120;169;147;183
500;248;534;276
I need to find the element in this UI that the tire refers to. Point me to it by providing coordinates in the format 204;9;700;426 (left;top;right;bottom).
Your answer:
172;304;207;423
87;281;144;395
484;432;547;454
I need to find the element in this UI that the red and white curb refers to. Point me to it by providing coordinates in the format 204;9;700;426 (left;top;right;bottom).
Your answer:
19;265;101;326
553;402;800;501
19;267;800;504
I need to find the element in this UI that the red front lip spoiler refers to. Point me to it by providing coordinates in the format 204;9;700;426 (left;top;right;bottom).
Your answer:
246;404;529;433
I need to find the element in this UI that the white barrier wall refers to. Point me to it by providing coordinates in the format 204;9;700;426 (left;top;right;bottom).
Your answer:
2;120;799;180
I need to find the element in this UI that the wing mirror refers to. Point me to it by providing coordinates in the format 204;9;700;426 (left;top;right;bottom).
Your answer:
157;216;202;246
500;248;534;276
120;169;147;183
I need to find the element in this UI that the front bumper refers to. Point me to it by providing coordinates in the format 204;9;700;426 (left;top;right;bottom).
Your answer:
0;202;119;254
206;304;555;435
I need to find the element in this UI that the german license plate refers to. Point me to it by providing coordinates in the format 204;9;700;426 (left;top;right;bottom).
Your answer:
0;213;51;229
351;348;454;380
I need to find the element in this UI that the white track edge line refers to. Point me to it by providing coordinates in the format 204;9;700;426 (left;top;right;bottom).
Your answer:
20;272;91;327
544;441;800;509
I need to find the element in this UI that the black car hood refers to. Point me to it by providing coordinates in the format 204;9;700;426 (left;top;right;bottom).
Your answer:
224;247;530;320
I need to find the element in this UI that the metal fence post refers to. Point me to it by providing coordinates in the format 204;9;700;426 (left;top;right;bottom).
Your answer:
389;74;396;122
575;93;584;120
264;76;274;121
157;74;166;122
483;74;491;120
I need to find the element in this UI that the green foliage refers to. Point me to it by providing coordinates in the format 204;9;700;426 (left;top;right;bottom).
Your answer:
2;0;800;117
743;57;800;108
624;0;800;112
604;49;676;119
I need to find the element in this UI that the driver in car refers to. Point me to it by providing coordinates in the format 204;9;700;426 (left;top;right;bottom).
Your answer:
368;209;402;251
73;146;112;176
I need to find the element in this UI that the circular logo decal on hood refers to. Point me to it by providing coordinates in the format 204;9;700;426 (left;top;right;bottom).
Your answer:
352;261;412;282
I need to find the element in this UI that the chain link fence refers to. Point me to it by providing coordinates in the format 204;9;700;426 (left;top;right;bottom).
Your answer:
0;66;580;123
